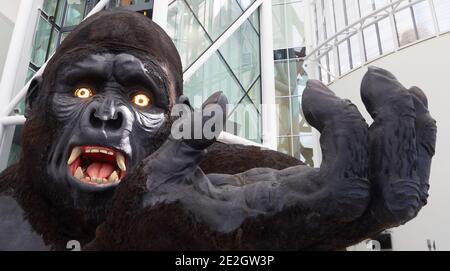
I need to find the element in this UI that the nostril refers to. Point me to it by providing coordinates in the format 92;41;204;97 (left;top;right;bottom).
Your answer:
106;111;123;130
89;109;103;128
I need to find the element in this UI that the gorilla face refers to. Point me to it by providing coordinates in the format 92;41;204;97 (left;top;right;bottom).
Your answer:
22;52;175;223
19;9;183;225
48;53;171;192
48;54;169;191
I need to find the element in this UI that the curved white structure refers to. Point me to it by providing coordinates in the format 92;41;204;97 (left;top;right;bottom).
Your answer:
306;0;450;250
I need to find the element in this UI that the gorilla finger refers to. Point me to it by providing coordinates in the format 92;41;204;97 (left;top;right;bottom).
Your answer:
361;66;408;118
409;86;437;205
409;86;428;109
302;79;365;132
363;67;424;225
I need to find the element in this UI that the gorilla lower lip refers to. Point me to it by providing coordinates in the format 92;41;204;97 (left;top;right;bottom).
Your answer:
68;146;127;186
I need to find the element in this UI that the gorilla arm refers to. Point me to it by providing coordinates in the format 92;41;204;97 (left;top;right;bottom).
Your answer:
87;67;436;250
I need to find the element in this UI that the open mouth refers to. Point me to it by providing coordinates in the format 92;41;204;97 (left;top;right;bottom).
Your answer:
67;146;127;186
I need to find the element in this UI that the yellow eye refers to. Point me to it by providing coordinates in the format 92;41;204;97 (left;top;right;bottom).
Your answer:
74;87;93;98
132;93;151;107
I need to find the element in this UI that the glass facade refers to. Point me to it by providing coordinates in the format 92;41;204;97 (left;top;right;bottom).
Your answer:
311;0;450;84
272;0;313;166
167;0;262;143
29;0;96;74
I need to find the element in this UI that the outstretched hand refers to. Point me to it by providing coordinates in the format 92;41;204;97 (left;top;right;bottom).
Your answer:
86;67;436;251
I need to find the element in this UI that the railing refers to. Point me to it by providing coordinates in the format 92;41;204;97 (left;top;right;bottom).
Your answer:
304;0;450;84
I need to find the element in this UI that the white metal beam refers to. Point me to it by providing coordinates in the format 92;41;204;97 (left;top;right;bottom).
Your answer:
152;0;169;32
260;0;277;150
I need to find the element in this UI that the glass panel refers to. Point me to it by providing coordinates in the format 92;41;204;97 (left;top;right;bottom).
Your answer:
49;28;60;57
290;95;301;136
246;78;261;111
363;24;380;60
236;0;256;10
358;0;374;17
272;0;285;5
274;60;289;96
285;1;305;48
31;16;52;67
60;31;70;44
373;0;390;9
395;8;417;46
249;6;260;34
293;135;314;166
378;17;395;54
276;97;291;136
7;125;23;167
334;0;346;30
327;50;335;80
288;59;304;96
42;0;58;17
55;0;66;26
345;0;360;25
272;4;287;49
184;52;246;109
413;1;435;39
277;136;293;156
64;0;87;27
315;1;325;43
291;75;308;137
228;96;261;143
322;0;334;38
349;33;362;67
338;41;350;74
188;0;243;40
434;0;450;32
219;20;260;91
319;56;329;84
167;0;212;70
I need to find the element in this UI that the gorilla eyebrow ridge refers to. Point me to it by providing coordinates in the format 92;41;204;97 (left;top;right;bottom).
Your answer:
62;54;111;86
112;54;169;109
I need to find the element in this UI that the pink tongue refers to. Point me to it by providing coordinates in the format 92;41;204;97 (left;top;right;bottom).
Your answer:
86;162;115;179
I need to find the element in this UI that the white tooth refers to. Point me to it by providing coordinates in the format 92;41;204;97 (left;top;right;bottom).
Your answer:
116;153;126;171
67;147;81;165
85;149;92;153
107;151;114;156
74;167;84;180
108;171;119;182
100;150;108;154
91;149;100;153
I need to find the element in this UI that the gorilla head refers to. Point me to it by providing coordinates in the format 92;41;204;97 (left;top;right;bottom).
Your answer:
21;10;183;224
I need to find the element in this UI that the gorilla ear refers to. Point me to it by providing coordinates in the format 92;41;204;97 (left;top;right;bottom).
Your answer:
25;76;42;118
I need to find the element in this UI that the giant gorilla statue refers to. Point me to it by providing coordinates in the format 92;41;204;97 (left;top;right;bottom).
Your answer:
0;10;436;250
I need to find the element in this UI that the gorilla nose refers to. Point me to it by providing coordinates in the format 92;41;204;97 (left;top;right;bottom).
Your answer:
90;109;123;131
87;99;124;131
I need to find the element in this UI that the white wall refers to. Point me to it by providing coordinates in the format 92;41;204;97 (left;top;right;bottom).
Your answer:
328;33;450;251
0;0;20;23
0;0;21;78
0;13;13;77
